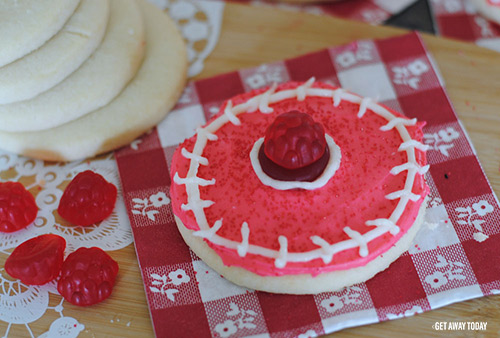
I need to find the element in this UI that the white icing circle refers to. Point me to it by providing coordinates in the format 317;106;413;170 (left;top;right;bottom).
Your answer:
249;134;342;190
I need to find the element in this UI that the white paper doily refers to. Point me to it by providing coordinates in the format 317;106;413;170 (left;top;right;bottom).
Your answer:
148;0;225;77
0;151;132;338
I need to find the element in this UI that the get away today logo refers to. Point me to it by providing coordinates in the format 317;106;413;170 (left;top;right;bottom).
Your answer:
432;321;488;331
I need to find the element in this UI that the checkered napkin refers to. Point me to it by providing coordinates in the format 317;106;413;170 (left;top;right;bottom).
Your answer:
429;0;500;52
114;32;500;338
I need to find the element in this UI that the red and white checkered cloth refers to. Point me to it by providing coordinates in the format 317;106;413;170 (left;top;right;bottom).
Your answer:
429;0;500;52
115;32;500;337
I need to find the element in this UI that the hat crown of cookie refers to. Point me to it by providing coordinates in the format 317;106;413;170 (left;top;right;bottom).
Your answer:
264;110;326;169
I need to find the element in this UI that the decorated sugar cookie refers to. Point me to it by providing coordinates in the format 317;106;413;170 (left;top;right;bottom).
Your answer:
170;79;429;294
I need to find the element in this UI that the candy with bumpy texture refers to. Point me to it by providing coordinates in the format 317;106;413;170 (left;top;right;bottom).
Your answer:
264;111;326;169
5;234;66;285
58;170;117;226
57;247;119;306
0;181;38;233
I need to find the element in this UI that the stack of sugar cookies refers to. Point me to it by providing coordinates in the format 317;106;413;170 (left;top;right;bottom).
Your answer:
0;0;187;161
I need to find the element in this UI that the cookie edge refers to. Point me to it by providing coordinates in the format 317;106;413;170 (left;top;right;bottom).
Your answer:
174;197;427;294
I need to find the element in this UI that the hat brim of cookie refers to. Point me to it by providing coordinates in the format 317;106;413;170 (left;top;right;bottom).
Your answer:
174;197;427;295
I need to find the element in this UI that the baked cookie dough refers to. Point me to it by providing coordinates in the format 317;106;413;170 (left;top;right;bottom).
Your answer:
0;0;145;132
0;0;110;104
0;0;80;67
170;81;429;294
0;0;187;161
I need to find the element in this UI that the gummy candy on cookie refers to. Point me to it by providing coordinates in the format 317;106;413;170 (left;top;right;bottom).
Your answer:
264;110;326;169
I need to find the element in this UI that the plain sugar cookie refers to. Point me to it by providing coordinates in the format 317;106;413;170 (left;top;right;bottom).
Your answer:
0;0;110;105
170;80;430;294
0;0;145;132
0;0;187;161
0;0;80;67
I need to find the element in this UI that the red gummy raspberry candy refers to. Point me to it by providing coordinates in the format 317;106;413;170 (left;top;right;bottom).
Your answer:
5;234;66;285
264;111;327;169
57;247;119;306
0;181;38;233
58;170;117;226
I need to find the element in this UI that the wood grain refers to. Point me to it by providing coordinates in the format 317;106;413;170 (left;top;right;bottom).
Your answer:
2;2;499;337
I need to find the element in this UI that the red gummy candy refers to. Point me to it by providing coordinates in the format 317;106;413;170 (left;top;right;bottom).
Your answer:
57;247;119;306
0;181;38;233
58;170;117;226
264;111;326;169
5;234;66;285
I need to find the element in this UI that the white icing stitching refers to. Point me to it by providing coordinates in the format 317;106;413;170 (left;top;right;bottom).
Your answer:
366;219;400;235
244;95;261;113
259;83;277;113
193;219;223;239
224;100;241;125
297;77;315;101
173;172;215;186
237;222;250;257
357;97;372;118
196;127;218;141
386;189;421;202
310;236;334;263
275;236;288;268
181;199;215;211
391;162;430;176
380;117;417;131
343;227;368;257
399;140;430;151
181;148;208;166
332;88;344;107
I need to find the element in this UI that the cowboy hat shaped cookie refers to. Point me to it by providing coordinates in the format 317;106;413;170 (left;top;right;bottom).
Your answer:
170;79;429;294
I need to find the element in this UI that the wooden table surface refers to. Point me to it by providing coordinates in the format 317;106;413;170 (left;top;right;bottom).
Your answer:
3;2;500;337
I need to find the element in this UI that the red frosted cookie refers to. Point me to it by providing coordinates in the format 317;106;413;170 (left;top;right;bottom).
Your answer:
170;79;429;294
